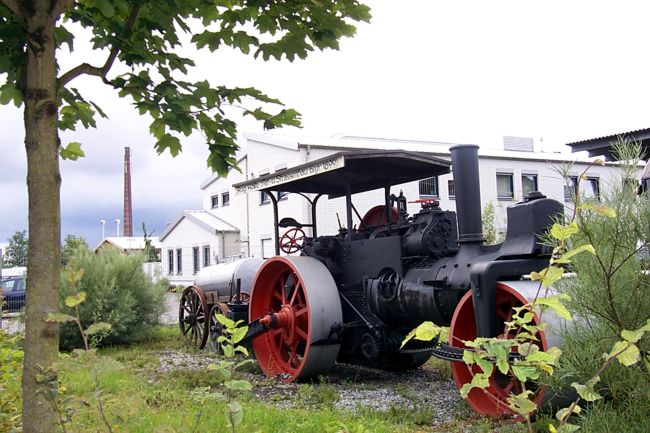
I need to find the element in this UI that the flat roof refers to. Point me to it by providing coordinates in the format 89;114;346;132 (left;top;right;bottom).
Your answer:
233;150;450;198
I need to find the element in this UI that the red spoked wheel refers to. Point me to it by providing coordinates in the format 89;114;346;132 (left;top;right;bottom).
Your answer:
449;282;548;418
249;256;342;382
280;228;306;254
179;285;209;349
231;292;251;303
360;205;399;229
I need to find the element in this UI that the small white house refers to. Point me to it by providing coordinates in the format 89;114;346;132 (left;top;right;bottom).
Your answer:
94;236;162;256
160;210;240;286
160;132;639;286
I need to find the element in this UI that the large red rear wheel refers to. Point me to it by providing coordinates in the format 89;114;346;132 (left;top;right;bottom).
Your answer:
449;282;548;417
249;256;342;382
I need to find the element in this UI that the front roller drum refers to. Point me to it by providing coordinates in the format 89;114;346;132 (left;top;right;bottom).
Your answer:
179;285;210;349
449;282;548;418
249;256;343;382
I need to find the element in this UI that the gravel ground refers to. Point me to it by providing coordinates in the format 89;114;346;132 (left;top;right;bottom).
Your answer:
156;348;464;425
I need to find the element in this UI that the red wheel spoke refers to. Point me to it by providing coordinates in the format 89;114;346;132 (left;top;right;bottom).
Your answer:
295;306;308;317
295;326;308;341
290;283;301;305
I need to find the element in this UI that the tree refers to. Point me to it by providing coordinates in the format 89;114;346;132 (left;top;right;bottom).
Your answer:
141;222;158;262
60;234;88;266
3;230;28;267
0;1;370;431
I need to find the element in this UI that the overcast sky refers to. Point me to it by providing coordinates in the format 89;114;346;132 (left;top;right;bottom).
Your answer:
2;0;650;248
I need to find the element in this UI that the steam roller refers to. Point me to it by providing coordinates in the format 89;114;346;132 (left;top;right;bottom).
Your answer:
181;144;567;418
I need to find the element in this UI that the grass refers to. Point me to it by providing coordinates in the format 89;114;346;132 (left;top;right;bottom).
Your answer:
48;325;527;433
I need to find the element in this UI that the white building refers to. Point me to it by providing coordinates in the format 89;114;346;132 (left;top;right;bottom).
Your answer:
161;133;637;286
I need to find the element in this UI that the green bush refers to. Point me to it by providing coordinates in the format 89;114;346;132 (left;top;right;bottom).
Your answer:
0;330;23;432
59;248;167;350
550;141;650;432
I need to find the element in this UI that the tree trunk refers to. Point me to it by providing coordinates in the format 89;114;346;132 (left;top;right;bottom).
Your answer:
21;3;62;432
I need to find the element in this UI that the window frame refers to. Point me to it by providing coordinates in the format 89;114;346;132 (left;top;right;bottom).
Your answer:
260;190;271;205
496;173;514;200
176;248;182;275
221;191;230;207
202;245;211;268
210;194;219;208
448;179;455;199
521;173;538;197
192;246;200;275
167;249;174;275
419;176;439;197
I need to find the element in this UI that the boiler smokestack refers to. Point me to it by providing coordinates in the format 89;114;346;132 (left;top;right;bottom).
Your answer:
123;147;133;237
449;145;484;244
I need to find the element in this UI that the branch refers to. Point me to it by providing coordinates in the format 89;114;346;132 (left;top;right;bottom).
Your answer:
58;3;142;86
49;0;75;22
59;63;106;86
0;0;21;17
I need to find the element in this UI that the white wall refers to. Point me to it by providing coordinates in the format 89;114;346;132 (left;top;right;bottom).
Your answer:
202;137;638;258
161;217;221;286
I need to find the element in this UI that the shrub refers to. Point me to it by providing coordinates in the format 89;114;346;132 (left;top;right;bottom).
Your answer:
59;248;167;350
0;330;23;432
550;140;650;432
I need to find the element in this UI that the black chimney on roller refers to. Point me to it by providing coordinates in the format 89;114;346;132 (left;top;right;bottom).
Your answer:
450;145;484;244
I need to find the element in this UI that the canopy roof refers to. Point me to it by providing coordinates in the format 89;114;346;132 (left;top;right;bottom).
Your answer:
566;128;650;161
233;150;451;198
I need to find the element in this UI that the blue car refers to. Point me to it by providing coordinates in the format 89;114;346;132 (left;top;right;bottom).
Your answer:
0;276;26;312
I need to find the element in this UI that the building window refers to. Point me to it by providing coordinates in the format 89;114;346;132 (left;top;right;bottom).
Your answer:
192;246;200;275
176;248;182;275
564;176;600;201
419;177;439;197
203;245;211;267
260;191;271;205
167;249;174;275
448;180;455;199
496;173;514;199
211;194;218;208
583;177;600;200
277;191;288;201
521;174;538;196
564;176;578;202
221;192;230;206
261;238;274;259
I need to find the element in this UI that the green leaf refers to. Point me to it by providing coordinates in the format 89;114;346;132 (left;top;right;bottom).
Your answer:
231;326;248;344
226;401;243;428
234;346;249;356
550;222;579;241
571;376;602;402
65;292;87;308
536;294;573;320
222;344;234;358
46;313;76;323
621;329;644;344
85;322;112;335
608;341;640;366
97;0;115;18
0;82;22;107
530;266;565;288
59;142;86;161
550;423;581;433
216;313;235;329
224;379;252;391
507;390;537;416
555;244;596;264
511;364;539;382
579;203;616;218
459;373;490;398
556;404;581;421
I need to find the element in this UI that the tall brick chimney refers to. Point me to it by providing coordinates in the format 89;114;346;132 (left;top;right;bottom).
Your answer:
123;147;133;237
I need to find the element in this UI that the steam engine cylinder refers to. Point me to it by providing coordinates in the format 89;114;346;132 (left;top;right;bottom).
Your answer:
193;257;264;299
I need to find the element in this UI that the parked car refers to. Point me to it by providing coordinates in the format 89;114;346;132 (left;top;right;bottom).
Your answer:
0;276;26;312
